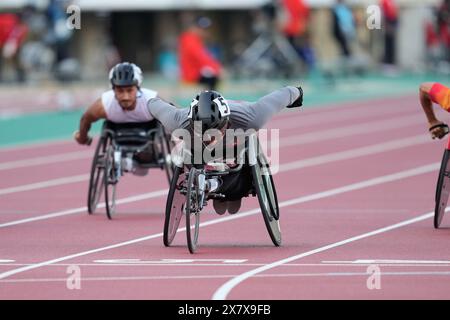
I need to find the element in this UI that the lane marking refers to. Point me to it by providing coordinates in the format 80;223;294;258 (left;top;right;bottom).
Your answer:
0;260;15;263
0;112;422;172
0;162;440;281
0;189;168;228
93;259;248;264
0;174;88;196
212;209;444;300
324;260;450;265
0;132;430;198
0;151;92;171
2;271;450;284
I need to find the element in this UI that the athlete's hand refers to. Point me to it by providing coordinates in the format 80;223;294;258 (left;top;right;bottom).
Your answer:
429;121;449;140
287;86;303;108
73;131;92;145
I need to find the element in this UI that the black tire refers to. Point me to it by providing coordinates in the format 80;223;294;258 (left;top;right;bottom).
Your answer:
161;129;174;185
87;136;107;214
163;166;185;246
251;148;281;246
104;143;117;220
186;168;200;254
434;150;450;228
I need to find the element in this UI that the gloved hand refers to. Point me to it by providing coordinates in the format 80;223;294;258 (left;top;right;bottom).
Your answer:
287;86;303;108
429;121;449;140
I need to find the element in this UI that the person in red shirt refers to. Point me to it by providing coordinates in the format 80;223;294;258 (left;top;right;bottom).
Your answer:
380;0;399;66
179;17;222;90
0;13;28;82
280;0;314;71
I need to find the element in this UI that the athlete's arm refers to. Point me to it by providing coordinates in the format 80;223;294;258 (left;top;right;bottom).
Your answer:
419;82;448;139
147;97;189;133
230;86;302;130
75;98;107;145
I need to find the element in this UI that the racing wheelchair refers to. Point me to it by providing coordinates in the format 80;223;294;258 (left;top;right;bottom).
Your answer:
163;133;281;253
87;120;173;219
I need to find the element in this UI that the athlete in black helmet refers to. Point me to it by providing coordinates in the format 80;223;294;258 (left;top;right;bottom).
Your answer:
74;62;153;145
146;85;303;214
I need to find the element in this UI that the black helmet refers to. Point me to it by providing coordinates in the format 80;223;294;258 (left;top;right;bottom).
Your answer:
109;62;143;87
188;90;230;133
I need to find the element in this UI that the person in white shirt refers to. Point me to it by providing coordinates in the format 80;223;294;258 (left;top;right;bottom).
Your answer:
74;62;158;145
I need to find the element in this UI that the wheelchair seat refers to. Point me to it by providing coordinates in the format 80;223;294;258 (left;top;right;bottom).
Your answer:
104;120;159;149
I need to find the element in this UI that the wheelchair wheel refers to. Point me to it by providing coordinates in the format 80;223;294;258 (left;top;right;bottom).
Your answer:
186;168;201;254
87;136;107;214
434;149;450;228
163;166;186;246
252;152;281;246
160;130;174;185
104;143;117;220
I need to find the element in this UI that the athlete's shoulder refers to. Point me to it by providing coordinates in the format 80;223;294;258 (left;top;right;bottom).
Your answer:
139;88;158;100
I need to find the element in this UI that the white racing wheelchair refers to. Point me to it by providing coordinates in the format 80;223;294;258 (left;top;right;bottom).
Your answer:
87;120;173;219
163;134;281;253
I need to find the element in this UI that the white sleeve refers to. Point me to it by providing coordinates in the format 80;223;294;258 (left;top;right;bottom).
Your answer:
101;90;115;114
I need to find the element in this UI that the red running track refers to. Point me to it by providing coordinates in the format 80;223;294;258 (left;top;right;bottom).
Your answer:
0;94;450;300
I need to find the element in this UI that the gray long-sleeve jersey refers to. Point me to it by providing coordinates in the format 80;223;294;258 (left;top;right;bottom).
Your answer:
146;86;301;133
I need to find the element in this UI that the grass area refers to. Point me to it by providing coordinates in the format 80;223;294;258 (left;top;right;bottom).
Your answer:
0;72;447;148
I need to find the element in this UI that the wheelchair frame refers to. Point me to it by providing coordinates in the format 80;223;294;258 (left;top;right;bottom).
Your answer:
163;134;281;253
87;120;173;219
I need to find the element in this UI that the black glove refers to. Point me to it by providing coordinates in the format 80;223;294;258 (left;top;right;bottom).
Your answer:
287;86;303;108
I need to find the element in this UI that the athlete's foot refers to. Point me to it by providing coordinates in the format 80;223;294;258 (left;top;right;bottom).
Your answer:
227;199;242;214
213;200;227;215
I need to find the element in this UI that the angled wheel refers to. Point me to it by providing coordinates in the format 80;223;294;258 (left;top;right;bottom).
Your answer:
186;168;201;254
163;166;186;246
104;142;117;220
87;136;107;214
251;144;281;246
435;149;450;228
160;129;174;185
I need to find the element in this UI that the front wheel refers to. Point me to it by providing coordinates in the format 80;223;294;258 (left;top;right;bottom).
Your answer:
104;144;117;220
251;152;281;246
87;136;107;214
186;168;201;254
163;166;185;246
434;149;450;228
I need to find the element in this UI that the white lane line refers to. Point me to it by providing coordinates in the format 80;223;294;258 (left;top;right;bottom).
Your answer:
3;262;450;267
0;131;429;197
211;210;440;300
0;109;421;172
0;189;168;228
2;271;450;284
0;133;431;224
277;114;423;147
0;151;92;171
323;260;450;265
0;174;88;196
278;134;429;173
0;162;439;280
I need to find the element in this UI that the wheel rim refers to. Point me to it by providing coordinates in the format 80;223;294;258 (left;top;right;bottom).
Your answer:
435;150;450;228
186;168;200;253
164;166;185;246
104;145;117;219
252;150;281;246
88;137;107;214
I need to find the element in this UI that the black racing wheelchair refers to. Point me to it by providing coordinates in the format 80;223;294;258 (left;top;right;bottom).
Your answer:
163;133;281;253
87;120;173;219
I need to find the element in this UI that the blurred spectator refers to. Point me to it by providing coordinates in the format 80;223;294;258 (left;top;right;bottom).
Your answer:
380;0;399;67
279;0;315;72
331;0;355;58
437;0;450;61
178;16;222;90
0;13;28;83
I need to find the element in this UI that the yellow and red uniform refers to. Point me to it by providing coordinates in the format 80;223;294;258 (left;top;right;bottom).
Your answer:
430;83;450;111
